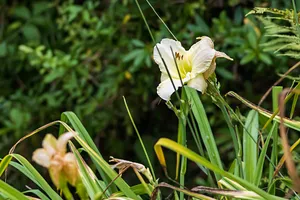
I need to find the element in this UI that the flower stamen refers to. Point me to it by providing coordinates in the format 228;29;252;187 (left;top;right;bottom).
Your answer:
175;52;184;61
154;37;232;101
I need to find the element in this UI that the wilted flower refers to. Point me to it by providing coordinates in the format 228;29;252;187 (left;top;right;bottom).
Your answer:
109;156;154;184
153;36;233;101
32;132;79;188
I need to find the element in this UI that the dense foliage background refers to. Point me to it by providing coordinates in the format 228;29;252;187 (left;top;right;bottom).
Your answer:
1;0;299;189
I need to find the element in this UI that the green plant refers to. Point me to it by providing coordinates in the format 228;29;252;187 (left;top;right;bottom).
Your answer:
247;2;300;59
1;0;300;199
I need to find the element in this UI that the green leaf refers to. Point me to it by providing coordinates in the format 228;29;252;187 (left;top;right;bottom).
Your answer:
33;1;51;15
67;5;82;22
247;29;257;49
243;110;258;183
132;40;145;47
19;45;33;53
0;42;7;57
69;142;105;199
109;184;150;197
268;86;282;193
13;6;31;20
154;138;284;200
44;69;65;83
254;123;276;186
9;154;63;200
0;179;29;200
123;49;144;63
259;53;272;65
24;189;50;200
0;155;12;176
60;112;117;193
71;134;141;199
22;24;40;41
216;67;234;80
227;91;300;132
240;51;256;65
185;87;223;181
195;15;210;35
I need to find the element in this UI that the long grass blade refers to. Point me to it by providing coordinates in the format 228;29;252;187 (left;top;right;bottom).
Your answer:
227;91;300;131
185;87;223;181
154;138;285;200
71;133;141;199
0;155;12;177
107;184;149;197
152;182;215;200
268;86;282;193
24;189;50;200
59;120;141;199
243;110;258;183
0;179;29;200
69;142;104;199
123;97;156;180
254;123;277;186
144;0;177;40
7;154;62;200
60;111;116;193
134;0;155;43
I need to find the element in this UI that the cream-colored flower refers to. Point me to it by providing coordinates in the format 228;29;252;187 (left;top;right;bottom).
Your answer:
153;36;233;101
32;132;79;188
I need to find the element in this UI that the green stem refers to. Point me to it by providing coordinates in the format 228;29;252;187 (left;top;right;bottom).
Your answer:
178;90;189;200
144;0;177;40
219;103;239;160
76;181;89;200
123;97;156;181
134;0;155;43
268;86;282;193
62;186;73;200
217;100;243;177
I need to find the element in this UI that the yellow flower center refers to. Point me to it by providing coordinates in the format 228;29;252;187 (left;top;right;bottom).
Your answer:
175;52;192;78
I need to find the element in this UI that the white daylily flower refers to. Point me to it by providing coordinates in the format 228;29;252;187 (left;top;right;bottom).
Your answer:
153;36;233;101
32;132;79;188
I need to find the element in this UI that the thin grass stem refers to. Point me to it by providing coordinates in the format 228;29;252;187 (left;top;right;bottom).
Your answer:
123;97;156;181
134;0;155;43
145;0;178;40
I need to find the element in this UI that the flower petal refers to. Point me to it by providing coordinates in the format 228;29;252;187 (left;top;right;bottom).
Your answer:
63;153;79;186
154;39;186;78
42;134;57;157
57;132;74;154
203;58;216;79
188;36;216;76
160;72;169;82
49;161;65;189
187;74;207;93
32;148;51;168
215;50;233;61
157;78;182;101
203;51;233;79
